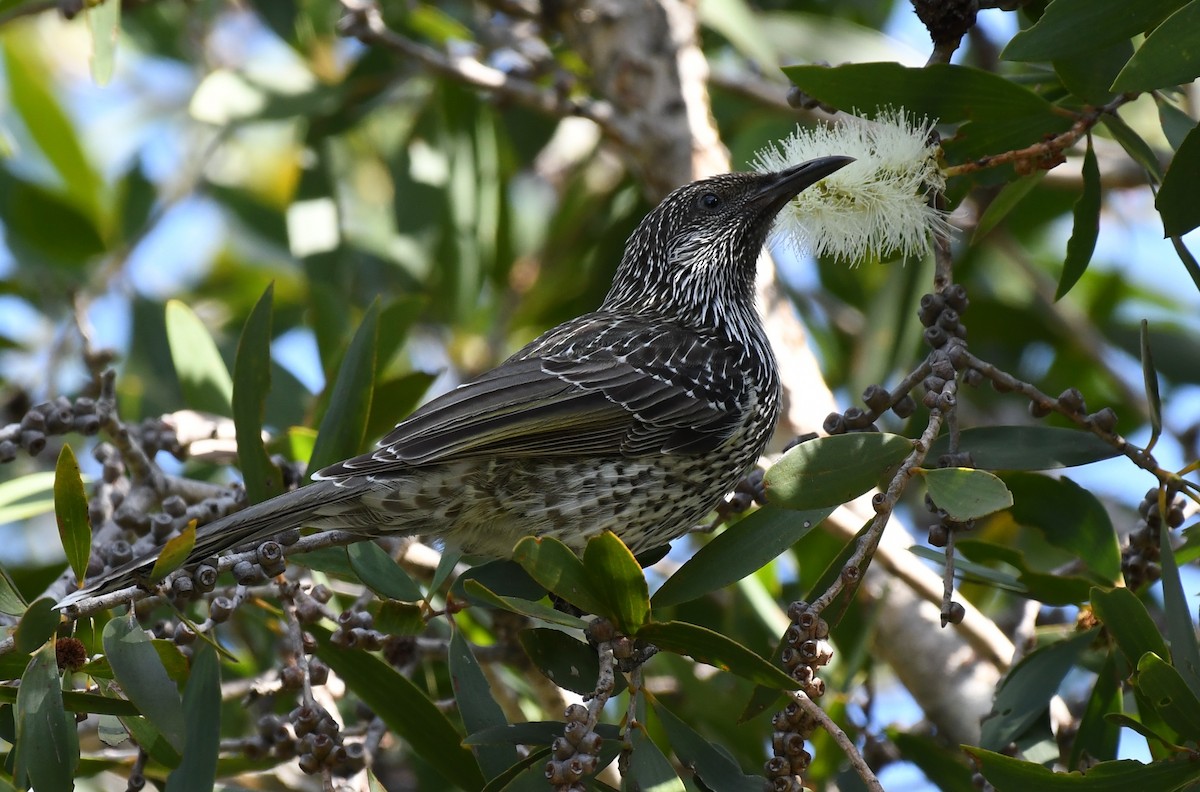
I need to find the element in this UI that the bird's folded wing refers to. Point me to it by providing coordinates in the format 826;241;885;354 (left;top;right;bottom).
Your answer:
316;334;745;478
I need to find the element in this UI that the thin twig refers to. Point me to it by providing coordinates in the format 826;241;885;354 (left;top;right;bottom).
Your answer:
789;690;884;792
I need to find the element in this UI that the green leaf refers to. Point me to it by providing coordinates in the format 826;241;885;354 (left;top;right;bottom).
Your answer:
957;540;1096;604
653;506;831;608
1156;123;1200;237
1140;320;1164;446
165;644;220;792
54;444;91;584
1158;521;1200;699
86;0;122;86
315;627;486;791
462;580;589;631
1090;587;1169;668
626;721;684;792
0;471;58;529
889;730;975;792
81;638;190;684
234;283;282;504
1070;651;1122;768
651;697;764;791
967;748;1200;790
465;721;622;746
1005;473;1121;584
518;629;627;697
764;433;912;510
927;426;1119;470
102;612;186;754
582;532;649;634
2;39;102;219
920;467;1013;520
308;299;380;474
1002;0;1185;61
972;174;1046;242
121;714;181;768
1101;114;1165;183
1053;39;1135;104
0;564;27;616
512;536;611;620
449;630;518;780
365;372;437;442
980;630;1097;750
165;300;234;415
0;684;140;717
637;621;798;690
14;597;59;655
346;542;423;602
1135;653;1200;741
150;519;196;583
1111;1;1200;92
0;169;107;269
14;643;78;792
1057;140;1101;300
371;600;426;636
1156;97;1197;150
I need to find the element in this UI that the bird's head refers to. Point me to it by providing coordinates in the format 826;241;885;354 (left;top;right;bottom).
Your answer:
604;156;854;326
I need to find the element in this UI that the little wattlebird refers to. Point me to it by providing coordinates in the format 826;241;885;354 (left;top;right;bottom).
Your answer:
57;156;853;610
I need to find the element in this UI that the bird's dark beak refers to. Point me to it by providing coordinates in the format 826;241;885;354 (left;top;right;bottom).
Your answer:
753;155;855;214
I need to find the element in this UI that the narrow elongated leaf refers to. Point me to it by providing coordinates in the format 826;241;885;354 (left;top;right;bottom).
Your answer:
462;580;589;630
1101;115;1165;183
234;283;281;504
150;519;196;583
1156;98;1196;150
449;630;518;779
121;714;181;768
921;468;1013;520
651;697;764;790
637;621;798;690
654;506;831;608
0;684;139;716
14;597;59;655
972;174;1046;242
1156;124;1200;237
165;300;234;416
166;644;220;792
347;542;423;602
103;613;186;754
1111;1;1200;92
465;721;622;746
54;444;91;583
1136;653;1200;741
1057;140;1100;300
967;748;1200;790
1070;651;1122;768
980;630;1097;750
626;721;684;792
1002;0;1184;61
0;564;27;616
308;299;379;475
518;628;626;696
85;0;121;86
14;643;78;791
764;433;912;510
582;532;649;634
1140;320;1164;446
1158;523;1200;699
927;426;1119;470
1090;587;1169;669
315;628;486;791
513;536;610;619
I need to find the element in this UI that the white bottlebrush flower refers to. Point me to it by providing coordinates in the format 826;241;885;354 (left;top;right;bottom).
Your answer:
754;109;951;264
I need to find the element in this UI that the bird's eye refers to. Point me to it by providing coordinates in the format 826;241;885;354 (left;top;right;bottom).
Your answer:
697;192;722;211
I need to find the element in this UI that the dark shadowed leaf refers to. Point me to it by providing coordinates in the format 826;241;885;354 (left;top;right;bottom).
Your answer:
0;684;139;716
967;748;1200;790
1157;97;1196;150
513;536;610;619
518;628;626;696
315;627;486;791
637;621;798;690
626;720;684;792
121;714;181;768
308;299;380;475
1005;473;1121;583
1101;114;1165;183
452;559;545;603
165;300;234;415
888;730;975;792
0;564;27;617
450;630;518;780
14;643;78;791
653;506;831;608
1054;39;1134;104
1158;522;1200;699
1140;321;1164;446
1156;124;1200;237
463;580;588;630
957;541;1095;605
365;371;437;442
651;697;764;791
1135;653;1200;741
465;721;621;746
920;467;1013;520
980;629;1097;750
150;519;196;583
371;600;425;636
927;426;1119;470
103;613;186;754
234;283;281;504
1057;140;1100;300
582;532;649;634
1002;0;1184;61
347;542;423;602
166;644;220;792
764;433;912;510
1090;587;1169;668
14;597;59;655
972;174;1045;243
1070;651;1122;768
54;444;91;584
1110;2;1200;92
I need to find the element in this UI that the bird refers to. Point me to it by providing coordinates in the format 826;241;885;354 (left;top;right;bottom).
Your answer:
57;156;853;610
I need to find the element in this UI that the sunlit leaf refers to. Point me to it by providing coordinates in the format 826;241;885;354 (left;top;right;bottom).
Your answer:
513;536;610;619
150;519;196;583
1135;653;1200;741
165;300;234;416
581;531;649;634
968;747;1200;789
54;444;91;583
764;433;912;510
920;467;1013;520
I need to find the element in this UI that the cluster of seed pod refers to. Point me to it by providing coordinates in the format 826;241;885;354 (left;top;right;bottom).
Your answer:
764;600;833;790
1122;486;1185;589
545;703;601;792
330;607;387;651
0;396;102;463
1026;386;1119;434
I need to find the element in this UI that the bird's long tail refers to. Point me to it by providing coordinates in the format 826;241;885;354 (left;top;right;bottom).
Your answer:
56;479;355;609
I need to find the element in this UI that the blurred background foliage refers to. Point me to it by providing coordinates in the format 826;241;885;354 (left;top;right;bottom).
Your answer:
0;0;1197;789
